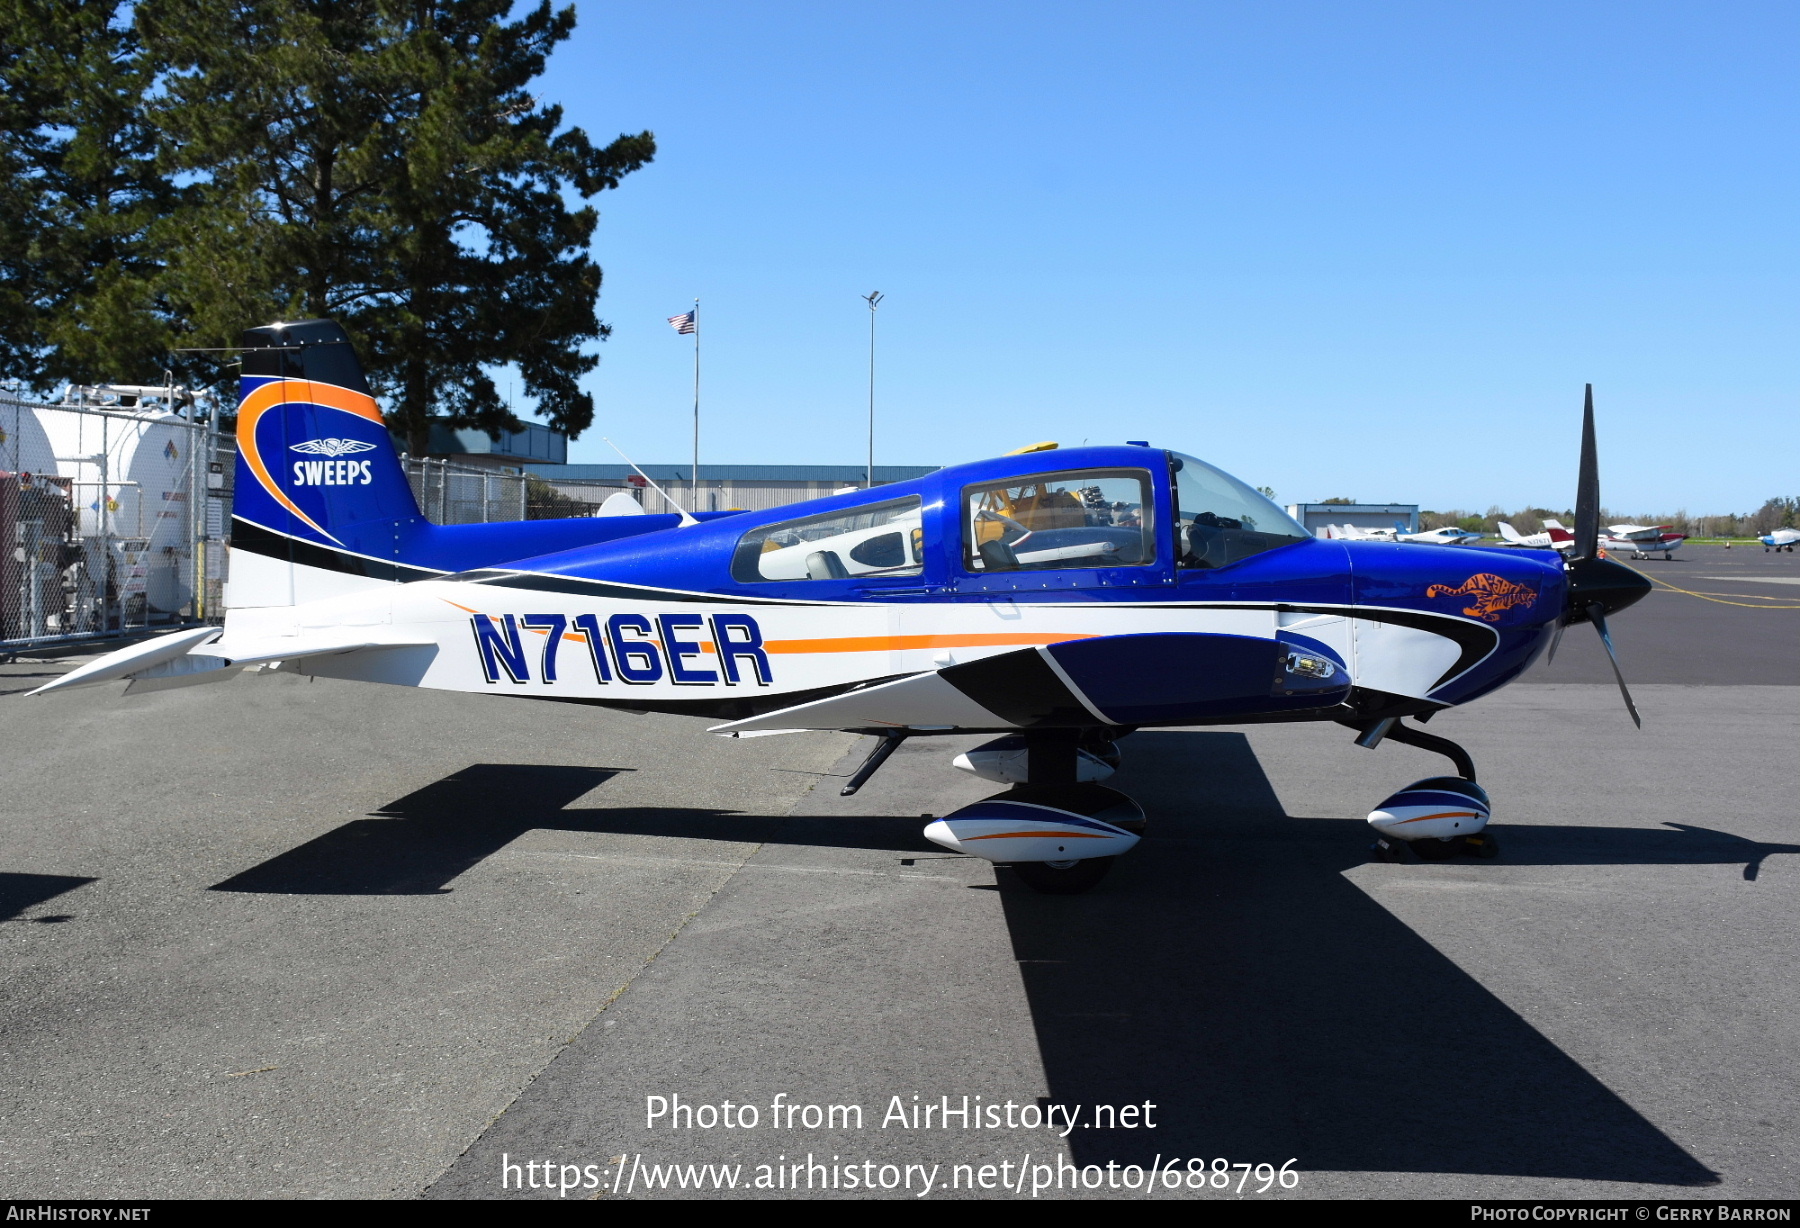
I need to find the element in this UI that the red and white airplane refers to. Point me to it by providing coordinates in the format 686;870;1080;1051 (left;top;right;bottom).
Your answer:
1600;524;1687;560
1496;520;1574;552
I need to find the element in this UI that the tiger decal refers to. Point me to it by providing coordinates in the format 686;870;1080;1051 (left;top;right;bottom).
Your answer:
1425;573;1538;622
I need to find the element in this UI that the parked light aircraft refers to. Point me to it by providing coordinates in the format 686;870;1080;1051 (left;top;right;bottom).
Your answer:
1761;528;1798;553
1319;523;1395;541
33;323;1652;889
1601;524;1687;560
1496;520;1575;552
1322;523;1482;546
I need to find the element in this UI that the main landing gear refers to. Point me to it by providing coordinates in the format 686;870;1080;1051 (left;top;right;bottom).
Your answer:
1346;717;1499;863
924;729;1142;895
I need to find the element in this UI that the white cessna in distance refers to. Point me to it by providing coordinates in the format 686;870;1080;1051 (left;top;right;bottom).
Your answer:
1760;528;1798;553
1600;524;1687;560
1496;520;1575;553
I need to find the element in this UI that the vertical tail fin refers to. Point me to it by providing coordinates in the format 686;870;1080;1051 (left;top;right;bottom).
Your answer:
229;320;423;607
1497;522;1522;543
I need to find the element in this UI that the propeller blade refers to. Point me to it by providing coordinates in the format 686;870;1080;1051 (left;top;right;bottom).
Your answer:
1587;602;1642;728
1546;617;1566;664
1573;384;1600;560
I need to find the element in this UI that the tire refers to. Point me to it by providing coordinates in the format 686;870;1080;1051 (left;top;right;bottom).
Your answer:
1010;857;1115;895
1462;832;1501;859
1410;837;1459;861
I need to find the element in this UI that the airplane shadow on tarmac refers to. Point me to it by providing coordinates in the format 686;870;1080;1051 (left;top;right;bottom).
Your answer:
208;763;939;895
997;730;1777;1186
211;740;1798;1183
0;873;95;921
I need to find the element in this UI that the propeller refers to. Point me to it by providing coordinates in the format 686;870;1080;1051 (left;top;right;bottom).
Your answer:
1557;384;1651;726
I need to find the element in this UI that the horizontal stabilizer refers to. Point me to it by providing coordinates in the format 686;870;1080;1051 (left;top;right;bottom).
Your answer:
28;627;222;696
30;626;433;697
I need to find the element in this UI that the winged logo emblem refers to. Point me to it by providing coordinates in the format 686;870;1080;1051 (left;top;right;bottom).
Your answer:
291;438;378;458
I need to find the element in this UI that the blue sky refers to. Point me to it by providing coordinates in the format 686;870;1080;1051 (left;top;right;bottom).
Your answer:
529;1;1795;515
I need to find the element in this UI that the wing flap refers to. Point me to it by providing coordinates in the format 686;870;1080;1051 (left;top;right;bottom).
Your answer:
710;670;1010;735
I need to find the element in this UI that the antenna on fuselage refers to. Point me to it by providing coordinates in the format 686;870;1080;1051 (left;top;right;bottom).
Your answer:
602;438;700;527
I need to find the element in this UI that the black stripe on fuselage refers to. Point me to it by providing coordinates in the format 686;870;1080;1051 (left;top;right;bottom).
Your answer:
446;569;824;607
230;518;444;584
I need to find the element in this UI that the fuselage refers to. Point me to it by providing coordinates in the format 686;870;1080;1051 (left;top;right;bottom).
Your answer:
232;445;1569;733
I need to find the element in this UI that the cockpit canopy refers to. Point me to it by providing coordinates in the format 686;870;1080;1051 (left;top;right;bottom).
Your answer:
722;446;1310;586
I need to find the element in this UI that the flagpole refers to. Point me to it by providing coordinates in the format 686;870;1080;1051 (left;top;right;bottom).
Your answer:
691;298;700;511
862;291;883;489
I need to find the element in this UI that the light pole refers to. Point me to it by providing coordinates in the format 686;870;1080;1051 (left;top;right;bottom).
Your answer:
862;291;883;489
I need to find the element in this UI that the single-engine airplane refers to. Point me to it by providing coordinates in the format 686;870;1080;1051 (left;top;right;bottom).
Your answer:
1322;523;1482;546
1601;524;1687;560
33;322;1651;891
1761;528;1798;553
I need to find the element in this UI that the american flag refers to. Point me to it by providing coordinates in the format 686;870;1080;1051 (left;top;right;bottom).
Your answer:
667;310;696;335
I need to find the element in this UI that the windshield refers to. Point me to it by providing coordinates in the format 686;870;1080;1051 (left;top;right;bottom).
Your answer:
1168;451;1310;569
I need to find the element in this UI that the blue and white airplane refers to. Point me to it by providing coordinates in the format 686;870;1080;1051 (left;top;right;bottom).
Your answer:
33;321;1651;891
1762;528;1798;552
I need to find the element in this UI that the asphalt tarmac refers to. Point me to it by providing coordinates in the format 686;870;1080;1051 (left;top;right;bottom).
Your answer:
1;546;1795;1200
1520;542;1800;685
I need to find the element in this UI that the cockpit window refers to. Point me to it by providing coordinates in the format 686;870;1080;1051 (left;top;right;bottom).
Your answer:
1169;452;1309;569
963;469;1154;572
732;496;924;582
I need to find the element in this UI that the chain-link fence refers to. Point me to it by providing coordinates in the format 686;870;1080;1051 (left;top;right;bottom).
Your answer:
1;388;218;651
400;457;670;522
400;455;532;525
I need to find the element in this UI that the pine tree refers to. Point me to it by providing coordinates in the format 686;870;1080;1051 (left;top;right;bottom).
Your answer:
149;0;650;447
0;0;172;389
1;1;648;430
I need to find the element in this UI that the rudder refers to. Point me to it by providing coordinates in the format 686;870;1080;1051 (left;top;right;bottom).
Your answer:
228;320;424;607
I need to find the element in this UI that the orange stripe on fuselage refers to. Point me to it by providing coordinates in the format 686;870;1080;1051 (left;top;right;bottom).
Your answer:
237;378;385;544
443;606;1091;659
762;632;1093;655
